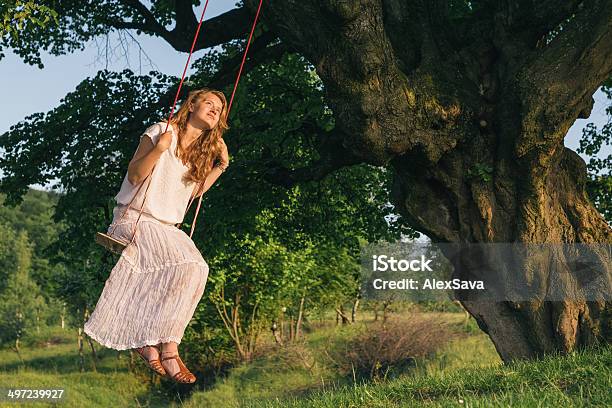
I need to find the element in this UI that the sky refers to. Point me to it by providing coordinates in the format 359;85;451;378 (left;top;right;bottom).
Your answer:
0;2;609;191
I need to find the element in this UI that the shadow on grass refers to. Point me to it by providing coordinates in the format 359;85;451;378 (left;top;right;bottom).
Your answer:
0;347;128;374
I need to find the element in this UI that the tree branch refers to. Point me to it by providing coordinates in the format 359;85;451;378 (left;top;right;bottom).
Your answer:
522;0;612;116
194;7;252;51
108;3;252;53
105;19;148;31
173;0;198;32
118;0;168;35
208;31;285;89
262;126;363;188
517;0;585;46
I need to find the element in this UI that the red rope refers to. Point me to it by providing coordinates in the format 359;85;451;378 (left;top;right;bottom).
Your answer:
227;0;264;116
132;1;264;240
186;0;264;238
125;0;210;244
163;0;211;133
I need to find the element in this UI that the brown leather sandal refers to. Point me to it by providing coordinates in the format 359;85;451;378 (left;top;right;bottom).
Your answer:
160;353;196;383
135;345;166;377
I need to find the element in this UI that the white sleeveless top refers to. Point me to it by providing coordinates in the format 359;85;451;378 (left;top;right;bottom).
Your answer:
114;122;196;224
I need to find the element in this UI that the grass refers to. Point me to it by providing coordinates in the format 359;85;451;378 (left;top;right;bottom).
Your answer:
0;311;609;408
178;312;501;407
240;344;611;407
0;327;171;408
0;370;168;408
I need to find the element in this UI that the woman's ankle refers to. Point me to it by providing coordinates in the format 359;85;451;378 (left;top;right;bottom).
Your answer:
160;341;178;354
162;350;178;356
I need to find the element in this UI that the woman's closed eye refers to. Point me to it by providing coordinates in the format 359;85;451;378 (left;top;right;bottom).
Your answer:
204;101;221;115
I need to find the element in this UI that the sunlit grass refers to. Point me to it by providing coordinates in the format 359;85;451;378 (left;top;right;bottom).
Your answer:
241;344;611;408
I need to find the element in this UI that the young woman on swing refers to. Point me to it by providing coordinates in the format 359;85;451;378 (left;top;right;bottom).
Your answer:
84;88;229;383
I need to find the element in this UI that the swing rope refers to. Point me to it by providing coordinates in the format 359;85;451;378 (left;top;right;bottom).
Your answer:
108;0;264;247
163;0;212;134
227;0;264;114
178;0;264;237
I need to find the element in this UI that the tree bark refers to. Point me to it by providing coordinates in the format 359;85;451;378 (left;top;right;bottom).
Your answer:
60;302;65;329
382;300;392;324
295;295;305;339
336;305;351;325
77;326;85;373
14;338;23;365
351;294;360;323
86;335;98;372
271;321;283;345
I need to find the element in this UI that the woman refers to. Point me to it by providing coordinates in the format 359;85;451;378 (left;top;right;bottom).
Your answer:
84;88;230;384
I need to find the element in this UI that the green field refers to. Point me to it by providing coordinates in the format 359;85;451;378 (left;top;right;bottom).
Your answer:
0;311;609;408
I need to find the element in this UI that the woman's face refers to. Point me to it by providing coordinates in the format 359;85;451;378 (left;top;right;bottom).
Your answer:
190;93;224;130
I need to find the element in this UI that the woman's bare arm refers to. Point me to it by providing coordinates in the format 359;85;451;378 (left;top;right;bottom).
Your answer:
191;139;230;198
191;166;224;199
127;136;166;185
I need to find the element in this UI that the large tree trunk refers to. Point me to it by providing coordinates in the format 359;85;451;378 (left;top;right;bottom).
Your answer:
390;131;612;361
258;0;612;362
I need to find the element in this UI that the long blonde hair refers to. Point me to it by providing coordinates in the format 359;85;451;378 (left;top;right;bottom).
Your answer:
169;88;229;185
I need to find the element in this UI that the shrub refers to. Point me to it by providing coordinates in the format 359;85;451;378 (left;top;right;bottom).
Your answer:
335;315;463;381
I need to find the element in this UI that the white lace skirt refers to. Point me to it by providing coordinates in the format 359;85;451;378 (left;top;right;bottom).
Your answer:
84;204;209;350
